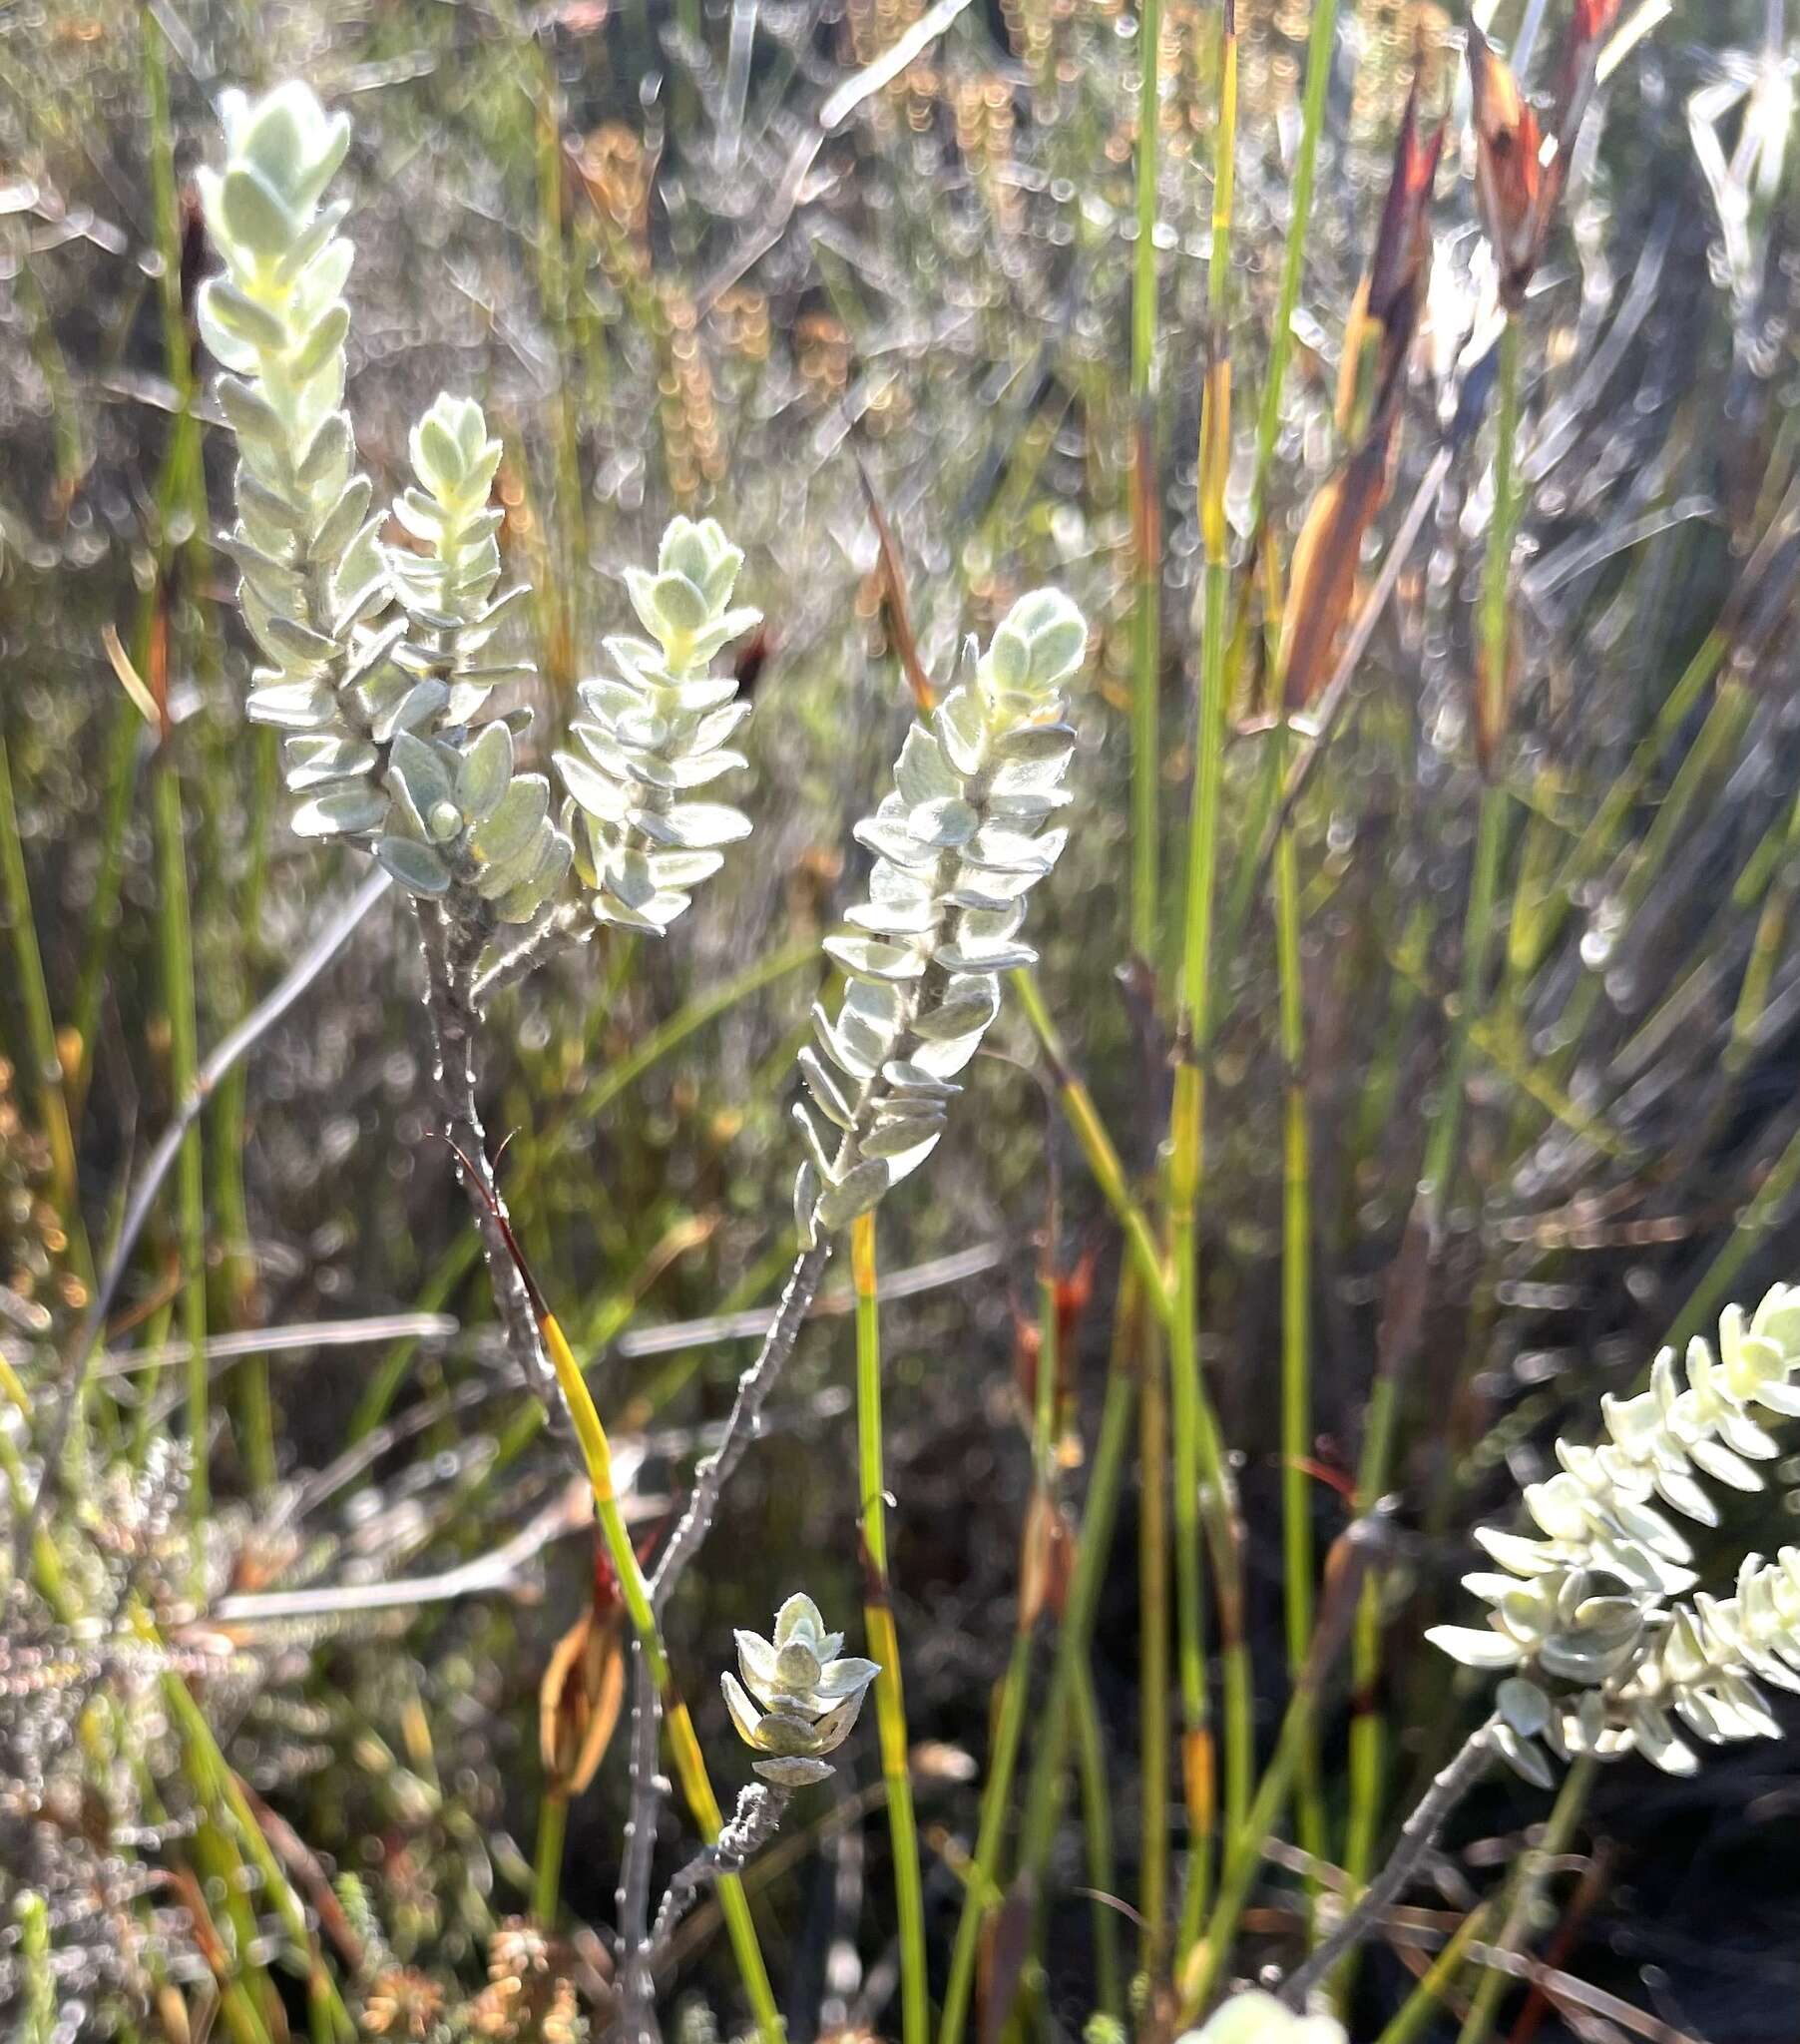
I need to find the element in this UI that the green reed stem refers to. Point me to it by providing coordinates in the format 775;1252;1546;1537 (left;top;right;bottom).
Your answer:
539;1308;781;2041
1018;1273;1143;1888
852;1213;929;2044
533;1791;569;1926
1183;1669;1311;2016
1372;1903;1493;2044
1545;627;1727;948
153;752;208;1580
1129;0;1165;956
1072;1660;1125;2019
1273;723;1327;1903
939;1623;1033;2044
1342;314;1523;1970
939;1252;1065;2044
1138;1305;1171;1968
1172;0;1249;1956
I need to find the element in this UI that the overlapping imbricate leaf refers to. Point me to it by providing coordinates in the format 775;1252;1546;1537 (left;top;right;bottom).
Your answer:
794;589;1086;1239
199;83;400;839
555;517;758;935
1432;1284;1800;1782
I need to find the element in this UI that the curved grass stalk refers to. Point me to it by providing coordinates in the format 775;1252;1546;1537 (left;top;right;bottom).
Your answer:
851;1213;929;2044
1012;972;1169;1317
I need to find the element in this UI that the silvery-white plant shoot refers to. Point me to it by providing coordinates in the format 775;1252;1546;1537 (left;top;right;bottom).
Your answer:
201;84;569;924
1431;1284;1800;1785
197;85;390;832
794;589;1087;1237
555;517;758;934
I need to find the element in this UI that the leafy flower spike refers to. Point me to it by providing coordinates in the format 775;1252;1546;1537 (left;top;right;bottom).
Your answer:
556;517;759;934
198;83;399;839
721;1593;879;1788
794;590;1086;1237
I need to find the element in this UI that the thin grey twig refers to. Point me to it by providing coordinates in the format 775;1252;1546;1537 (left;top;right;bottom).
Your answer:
616;1239;829;2033
210;1480;590;1623
617;1240;1001;1358
470;900;588;1004
92;1311;459;1380
13;870;393;1577
617;1645;665;2044
1276;1716;1498;2008
649;1240;833;1613
417;900;550;1401
647;1783;792;1967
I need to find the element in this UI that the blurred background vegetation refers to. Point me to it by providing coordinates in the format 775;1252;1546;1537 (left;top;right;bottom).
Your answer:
4;0;1800;2038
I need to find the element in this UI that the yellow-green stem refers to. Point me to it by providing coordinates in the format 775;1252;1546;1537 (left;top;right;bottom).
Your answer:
851;1213;929;2044
539;1311;782;2041
1017;1274;1143;1885
1013;972;1169;1318
939;1621;1033;2044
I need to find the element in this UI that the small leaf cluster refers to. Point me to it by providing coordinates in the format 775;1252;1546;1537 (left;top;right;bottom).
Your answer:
197;84;395;839
720;1594;879;1788
793;590;1086;1237
373;396;569;920
555;518;758;934
1431;1285;1800;1781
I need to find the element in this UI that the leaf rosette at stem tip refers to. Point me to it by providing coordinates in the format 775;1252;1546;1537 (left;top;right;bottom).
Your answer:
794;589;1087;1239
199;82;403;843
555;516;760;935
721;1593;880;1788
1429;1284;1800;1787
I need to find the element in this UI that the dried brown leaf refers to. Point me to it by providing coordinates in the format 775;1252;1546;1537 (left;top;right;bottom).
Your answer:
1278;439;1391;712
